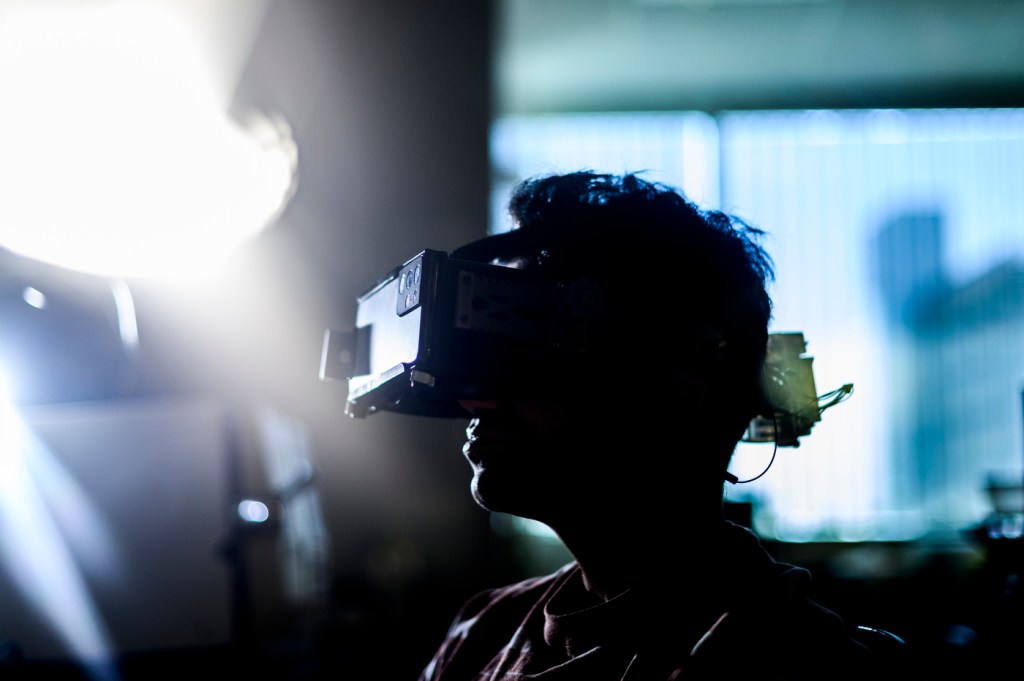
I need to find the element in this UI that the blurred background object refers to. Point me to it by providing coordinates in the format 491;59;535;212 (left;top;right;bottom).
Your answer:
0;1;1022;678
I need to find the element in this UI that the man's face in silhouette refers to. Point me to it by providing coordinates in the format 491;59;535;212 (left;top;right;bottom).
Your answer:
456;391;622;522
456;371;687;526
450;257;598;520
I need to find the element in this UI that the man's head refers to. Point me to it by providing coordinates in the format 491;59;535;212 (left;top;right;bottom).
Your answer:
454;172;773;521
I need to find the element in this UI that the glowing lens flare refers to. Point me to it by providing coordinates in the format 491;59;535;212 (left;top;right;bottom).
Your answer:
0;2;296;280
238;499;270;523
0;365;120;679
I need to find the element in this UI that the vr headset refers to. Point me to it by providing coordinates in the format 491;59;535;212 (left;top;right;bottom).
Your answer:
320;248;849;447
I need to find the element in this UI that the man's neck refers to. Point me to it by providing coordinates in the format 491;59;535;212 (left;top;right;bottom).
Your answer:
551;509;728;601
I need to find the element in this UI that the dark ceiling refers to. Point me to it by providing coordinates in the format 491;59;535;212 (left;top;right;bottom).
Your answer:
495;0;1024;113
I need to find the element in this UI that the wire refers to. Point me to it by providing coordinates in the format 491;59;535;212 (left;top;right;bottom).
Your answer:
731;438;778;484
728;410;780;485
726;383;853;485
818;383;854;412
787;383;853;423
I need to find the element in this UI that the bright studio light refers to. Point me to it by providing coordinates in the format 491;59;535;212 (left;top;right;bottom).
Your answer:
0;1;296;280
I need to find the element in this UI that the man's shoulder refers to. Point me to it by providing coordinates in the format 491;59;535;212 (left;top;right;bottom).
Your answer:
678;525;874;666
686;561;873;667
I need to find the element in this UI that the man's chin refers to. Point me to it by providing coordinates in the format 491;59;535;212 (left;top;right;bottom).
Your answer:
470;473;532;516
470;475;501;512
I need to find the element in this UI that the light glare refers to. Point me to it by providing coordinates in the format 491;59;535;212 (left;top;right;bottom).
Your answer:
238;499;270;523
22;287;46;310
0;383;118;675
0;2;297;280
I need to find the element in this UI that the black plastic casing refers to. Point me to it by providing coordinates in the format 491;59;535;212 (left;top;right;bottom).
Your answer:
322;250;595;418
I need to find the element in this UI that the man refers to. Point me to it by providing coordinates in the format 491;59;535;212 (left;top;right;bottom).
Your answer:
418;172;874;679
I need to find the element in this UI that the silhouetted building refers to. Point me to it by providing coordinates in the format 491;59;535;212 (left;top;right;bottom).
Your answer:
874;211;1024;535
